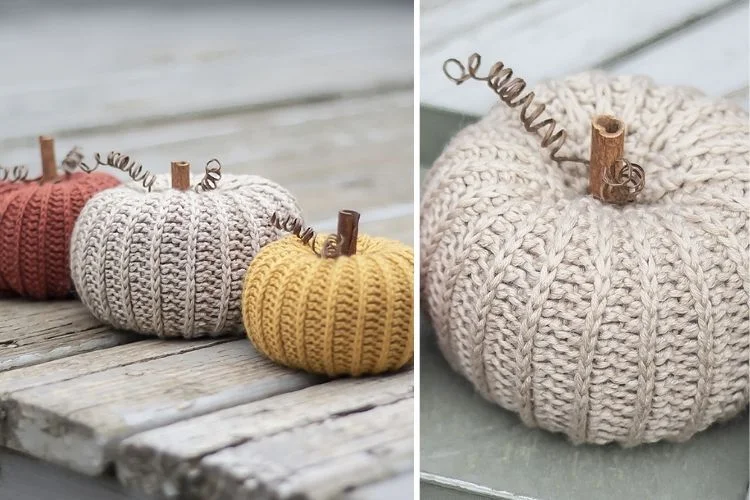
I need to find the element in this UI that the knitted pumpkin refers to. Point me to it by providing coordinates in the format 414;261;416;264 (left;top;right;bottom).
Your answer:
422;57;749;445
242;211;414;376
0;177;30;295
70;157;301;338
0;137;120;299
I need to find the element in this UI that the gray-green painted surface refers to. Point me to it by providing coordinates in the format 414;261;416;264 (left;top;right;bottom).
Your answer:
419;105;750;500
0;449;147;500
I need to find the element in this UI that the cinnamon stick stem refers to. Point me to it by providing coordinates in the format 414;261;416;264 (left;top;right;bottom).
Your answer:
39;136;57;183
337;210;360;256
589;114;625;203
171;161;190;190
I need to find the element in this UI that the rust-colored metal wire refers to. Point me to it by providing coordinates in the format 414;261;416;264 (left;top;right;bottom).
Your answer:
319;234;344;259
601;158;645;203
81;151;156;191
0;164;30;182
270;212;343;258
443;53;644;201
60;147;85;174
0;146;84;184
195;158;222;192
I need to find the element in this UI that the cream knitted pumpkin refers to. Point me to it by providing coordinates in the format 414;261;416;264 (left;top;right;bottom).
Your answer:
421;72;749;445
71;173;300;338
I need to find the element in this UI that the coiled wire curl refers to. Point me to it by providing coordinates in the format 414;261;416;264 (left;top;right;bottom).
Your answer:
443;53;644;201
270;212;343;258
194;158;222;192
0;147;84;183
81;152;223;193
0;164;31;182
81;151;156;191
61;147;85;174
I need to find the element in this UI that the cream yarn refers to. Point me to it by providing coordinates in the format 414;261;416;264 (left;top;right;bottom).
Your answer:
71;173;301;338
421;72;749;445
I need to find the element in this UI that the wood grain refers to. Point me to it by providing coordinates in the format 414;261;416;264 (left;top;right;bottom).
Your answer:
0;92;414;236
2;341;320;475
0;4;415;498
117;372;413;499
608;1;749;106
170;161;190;191
0;3;413;142
195;398;413;500
0;300;139;372
0;338;227;396
421;0;742;114
589;114;626;203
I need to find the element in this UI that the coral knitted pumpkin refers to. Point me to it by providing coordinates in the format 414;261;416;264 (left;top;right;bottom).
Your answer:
0;138;120;299
242;211;414;376
0;178;30;295
421;61;749;445
70;158;301;338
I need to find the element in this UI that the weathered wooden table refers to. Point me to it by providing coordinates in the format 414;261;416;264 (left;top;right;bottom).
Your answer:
0;2;414;499
420;1;749;498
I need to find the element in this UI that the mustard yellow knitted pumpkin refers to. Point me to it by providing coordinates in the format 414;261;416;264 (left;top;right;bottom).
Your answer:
242;211;413;376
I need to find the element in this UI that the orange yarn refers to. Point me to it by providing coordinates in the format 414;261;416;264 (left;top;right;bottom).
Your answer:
0;172;120;299
0;181;28;294
242;234;414;376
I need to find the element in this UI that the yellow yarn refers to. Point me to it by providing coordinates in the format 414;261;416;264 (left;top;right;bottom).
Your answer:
242;234;413;376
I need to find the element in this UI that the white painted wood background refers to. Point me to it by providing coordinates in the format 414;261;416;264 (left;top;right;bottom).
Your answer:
421;0;749;114
0;2;415;499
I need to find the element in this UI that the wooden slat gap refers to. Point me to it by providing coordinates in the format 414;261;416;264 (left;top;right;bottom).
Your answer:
0;83;413;150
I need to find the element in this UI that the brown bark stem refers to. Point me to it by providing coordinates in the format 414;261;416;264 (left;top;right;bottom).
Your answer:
171;161;191;190
337;210;360;256
39;136;57;183
589;114;625;203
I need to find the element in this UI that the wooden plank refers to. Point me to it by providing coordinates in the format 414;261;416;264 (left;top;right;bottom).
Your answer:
608;2;749;101
0;300;139;371
421;0;738;114
0;92;414;229
193;398;413;500
422;0;519;50
0;3;413;141
0;338;226;395
1;340;319;475
116;372;413;499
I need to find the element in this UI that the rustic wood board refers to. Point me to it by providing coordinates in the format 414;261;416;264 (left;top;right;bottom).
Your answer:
608;1;749;107
421;0;746;114
0;338;227;395
195;398;413;500
0;2;413;142
117;372;413;499
420;327;749;500
1;340;320;475
0;3;414;499
0;300;139;371
0;91;413;229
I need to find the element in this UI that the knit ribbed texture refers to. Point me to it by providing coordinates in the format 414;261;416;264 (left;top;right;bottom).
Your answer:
0;172;120;299
0;181;28;294
421;72;750;445
70;173;301;338
242;234;414;376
